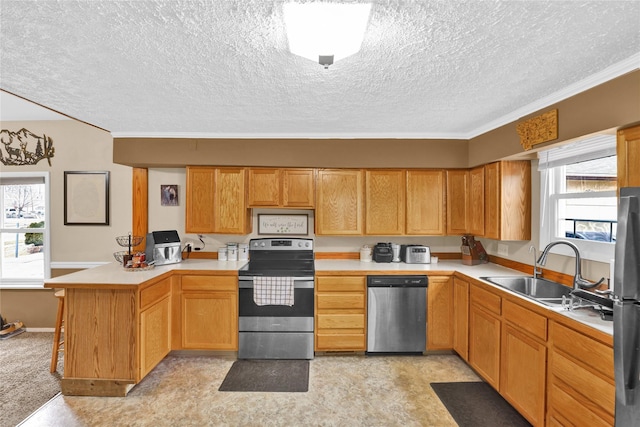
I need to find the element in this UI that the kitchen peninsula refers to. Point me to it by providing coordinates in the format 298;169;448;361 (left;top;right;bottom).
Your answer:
45;258;614;426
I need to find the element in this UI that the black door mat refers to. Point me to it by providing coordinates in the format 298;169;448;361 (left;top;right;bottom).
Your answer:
431;382;531;427
219;360;309;392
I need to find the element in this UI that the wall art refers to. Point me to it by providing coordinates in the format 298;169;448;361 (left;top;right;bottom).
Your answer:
161;185;178;206
258;214;308;235
64;171;110;225
517;109;558;150
0;128;55;166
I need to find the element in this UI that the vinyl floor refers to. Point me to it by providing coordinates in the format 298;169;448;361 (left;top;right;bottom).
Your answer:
20;353;481;427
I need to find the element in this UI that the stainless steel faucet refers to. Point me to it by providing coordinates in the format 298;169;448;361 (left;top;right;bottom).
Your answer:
529;245;542;279
536;240;605;290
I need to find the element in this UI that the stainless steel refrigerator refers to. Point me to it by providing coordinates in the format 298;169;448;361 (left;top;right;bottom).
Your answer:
614;187;640;426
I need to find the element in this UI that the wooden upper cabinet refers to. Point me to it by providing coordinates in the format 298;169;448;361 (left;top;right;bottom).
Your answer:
282;169;315;208
446;170;469;235
248;168;280;207
617;124;640;189
185;166;216;233
485;161;531;241
248;168;315;208
316;169;363;235
468;166;485;236
406;170;445;235
365;169;405;235
213;167;251;234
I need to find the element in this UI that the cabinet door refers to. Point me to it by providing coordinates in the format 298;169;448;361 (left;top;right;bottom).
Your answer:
248;168;280;207
365;169;405;235
140;295;171;379
501;324;546;426
468;166;485;236
283;169;315;207
406;170;445;235
181;292;238;350
427;276;453;350
452;277;469;360
469;304;501;389
484;162;501;239
213;167;251;234
617;124;640;188
446;170;469;235
316;169;363;235
185;166;215;233
485;161;531;241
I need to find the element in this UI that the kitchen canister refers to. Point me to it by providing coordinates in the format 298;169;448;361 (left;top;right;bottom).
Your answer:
360;245;372;262
227;243;238;261
218;247;228;261
238;243;249;261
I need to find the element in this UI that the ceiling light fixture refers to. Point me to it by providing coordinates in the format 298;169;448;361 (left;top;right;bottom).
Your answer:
283;2;372;69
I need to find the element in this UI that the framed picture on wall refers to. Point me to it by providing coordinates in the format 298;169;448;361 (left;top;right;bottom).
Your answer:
161;185;178;206
258;214;308;235
64;171;110;225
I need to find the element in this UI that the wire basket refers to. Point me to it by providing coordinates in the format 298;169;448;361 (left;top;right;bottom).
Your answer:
115;235;144;248
113;251;129;264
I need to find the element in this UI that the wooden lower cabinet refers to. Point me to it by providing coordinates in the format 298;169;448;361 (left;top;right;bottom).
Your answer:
500;299;547;426
546;321;614;426
452;276;469;360
315;275;366;351
140;294;171;378
427;276;453;350
468;283;501;389
179;274;238;350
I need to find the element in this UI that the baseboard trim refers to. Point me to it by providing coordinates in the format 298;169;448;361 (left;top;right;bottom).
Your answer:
25;328;55;332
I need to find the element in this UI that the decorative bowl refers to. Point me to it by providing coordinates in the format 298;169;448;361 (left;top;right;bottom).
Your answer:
115;235;144;247
113;251;129;264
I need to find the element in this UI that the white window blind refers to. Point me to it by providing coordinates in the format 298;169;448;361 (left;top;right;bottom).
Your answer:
537;134;616;170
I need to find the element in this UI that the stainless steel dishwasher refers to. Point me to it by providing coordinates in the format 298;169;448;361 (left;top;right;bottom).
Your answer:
366;275;428;354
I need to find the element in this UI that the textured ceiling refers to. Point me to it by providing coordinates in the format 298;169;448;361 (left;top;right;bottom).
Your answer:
1;0;639;138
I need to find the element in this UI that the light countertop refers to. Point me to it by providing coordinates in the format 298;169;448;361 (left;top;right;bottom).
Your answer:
45;258;613;335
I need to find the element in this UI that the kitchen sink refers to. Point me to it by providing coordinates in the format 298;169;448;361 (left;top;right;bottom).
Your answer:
480;276;572;306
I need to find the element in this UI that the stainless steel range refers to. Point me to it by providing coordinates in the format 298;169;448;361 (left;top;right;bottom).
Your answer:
237;238;315;359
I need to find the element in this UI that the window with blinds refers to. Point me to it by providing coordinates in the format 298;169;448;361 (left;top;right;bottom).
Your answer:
538;134;617;262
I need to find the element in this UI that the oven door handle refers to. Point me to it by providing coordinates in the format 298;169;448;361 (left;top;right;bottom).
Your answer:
238;278;314;289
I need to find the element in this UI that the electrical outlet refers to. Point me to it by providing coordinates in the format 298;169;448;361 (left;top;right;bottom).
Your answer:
497;243;509;257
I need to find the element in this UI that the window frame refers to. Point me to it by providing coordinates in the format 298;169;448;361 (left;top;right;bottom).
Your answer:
0;171;51;289
539;146;616;263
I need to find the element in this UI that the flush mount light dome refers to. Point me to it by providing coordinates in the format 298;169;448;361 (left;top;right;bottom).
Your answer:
283;2;372;68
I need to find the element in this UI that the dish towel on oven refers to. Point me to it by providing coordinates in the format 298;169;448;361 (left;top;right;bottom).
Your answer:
253;276;294;306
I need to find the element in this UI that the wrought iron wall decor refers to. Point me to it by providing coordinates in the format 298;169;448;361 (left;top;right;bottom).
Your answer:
0;128;55;166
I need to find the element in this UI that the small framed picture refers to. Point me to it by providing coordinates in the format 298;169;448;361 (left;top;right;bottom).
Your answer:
64;171;110;225
161;185;179;206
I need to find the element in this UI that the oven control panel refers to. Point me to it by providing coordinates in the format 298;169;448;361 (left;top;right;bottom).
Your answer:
250;238;313;250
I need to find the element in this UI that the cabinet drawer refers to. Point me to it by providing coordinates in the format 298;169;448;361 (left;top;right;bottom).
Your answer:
316;276;366;292
317;313;365;329
547;381;612;427
317;293;365;310
550;322;613;380
181;275;237;292
140;278;171;310
316;334;365;350
550;351;615;420
503;299;547;341
470;284;501;315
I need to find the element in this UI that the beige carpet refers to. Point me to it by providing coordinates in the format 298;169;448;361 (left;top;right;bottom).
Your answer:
0;332;62;427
